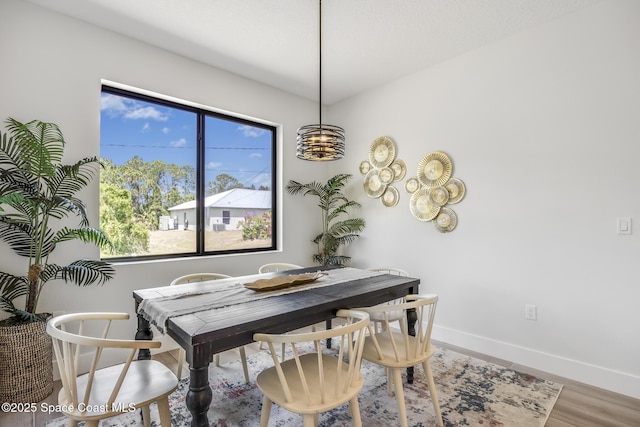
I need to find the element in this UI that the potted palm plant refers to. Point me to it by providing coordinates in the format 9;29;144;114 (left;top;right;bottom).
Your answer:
286;173;365;266
0;118;115;403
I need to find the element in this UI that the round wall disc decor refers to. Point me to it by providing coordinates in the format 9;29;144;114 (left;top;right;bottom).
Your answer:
410;188;441;221
434;207;458;233
359;160;372;175
369;136;396;168
444;177;466;204
390;159;407;181
417;151;452;188
405;177;420;194
381;186;399;208
363;169;387;198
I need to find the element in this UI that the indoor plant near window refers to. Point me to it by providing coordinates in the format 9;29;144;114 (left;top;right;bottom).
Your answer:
286;173;365;266
0;118;115;403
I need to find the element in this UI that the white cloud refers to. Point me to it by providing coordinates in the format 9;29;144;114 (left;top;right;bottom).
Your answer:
126;106;168;121
100;94;127;114
100;93;169;121
142;123;150;132
249;152;262;158
162;127;170;134
238;125;266;138
170;138;187;147
206;162;223;169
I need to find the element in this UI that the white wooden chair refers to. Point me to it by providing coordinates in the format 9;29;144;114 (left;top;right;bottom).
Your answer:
169;272;232;286
258;262;303;273
47;312;178;427
357;294;443;427
367;268;409;332
253;309;371;427
170;273;250;382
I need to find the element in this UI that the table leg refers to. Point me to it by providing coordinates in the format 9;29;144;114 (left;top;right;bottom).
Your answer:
185;349;214;427
135;312;153;360
406;307;417;384
325;319;332;348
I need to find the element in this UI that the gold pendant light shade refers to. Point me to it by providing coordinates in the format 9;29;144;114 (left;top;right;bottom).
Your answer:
296;0;344;161
296;123;345;161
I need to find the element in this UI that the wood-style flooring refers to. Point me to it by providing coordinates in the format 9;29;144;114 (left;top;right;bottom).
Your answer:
2;339;638;427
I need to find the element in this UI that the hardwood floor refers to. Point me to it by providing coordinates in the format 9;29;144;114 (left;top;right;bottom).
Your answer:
3;340;639;426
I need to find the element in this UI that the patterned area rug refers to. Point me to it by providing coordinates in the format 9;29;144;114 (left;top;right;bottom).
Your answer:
46;346;562;427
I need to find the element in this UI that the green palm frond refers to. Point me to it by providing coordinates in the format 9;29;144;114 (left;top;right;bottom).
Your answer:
0;272;28;303
53;226;113;251
41;260;115;286
0;118;115;320
0;193;24;211
48;158;99;198
290;174;365;266
0;220;51;258
5;118;64;178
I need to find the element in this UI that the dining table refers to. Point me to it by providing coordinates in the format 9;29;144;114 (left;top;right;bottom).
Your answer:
133;266;420;427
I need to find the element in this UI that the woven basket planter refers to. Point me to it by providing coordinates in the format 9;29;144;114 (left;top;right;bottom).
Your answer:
0;317;53;403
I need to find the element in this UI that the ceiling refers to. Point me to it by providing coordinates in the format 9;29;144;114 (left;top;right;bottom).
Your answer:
25;0;600;105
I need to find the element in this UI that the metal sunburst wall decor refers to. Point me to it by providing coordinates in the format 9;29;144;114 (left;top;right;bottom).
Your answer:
406;151;466;233
359;136;406;208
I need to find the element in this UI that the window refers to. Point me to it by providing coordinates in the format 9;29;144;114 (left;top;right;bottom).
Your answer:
99;86;276;260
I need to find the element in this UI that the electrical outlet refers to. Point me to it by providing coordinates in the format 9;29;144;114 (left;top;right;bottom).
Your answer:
525;304;537;321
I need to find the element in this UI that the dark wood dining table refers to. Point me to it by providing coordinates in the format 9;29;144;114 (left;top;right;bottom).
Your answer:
133;266;419;427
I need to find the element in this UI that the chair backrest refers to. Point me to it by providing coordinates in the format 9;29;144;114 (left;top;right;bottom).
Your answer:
170;272;231;286
258;263;303;273
368;267;409;277
254;309;371;406
46;312;163;416
359;294;438;365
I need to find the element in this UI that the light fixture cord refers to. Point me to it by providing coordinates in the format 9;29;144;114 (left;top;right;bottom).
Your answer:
318;0;323;128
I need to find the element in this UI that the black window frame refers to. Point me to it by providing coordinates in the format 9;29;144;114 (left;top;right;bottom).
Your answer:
100;85;277;262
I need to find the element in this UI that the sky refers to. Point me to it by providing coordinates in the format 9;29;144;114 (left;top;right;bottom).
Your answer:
99;92;273;190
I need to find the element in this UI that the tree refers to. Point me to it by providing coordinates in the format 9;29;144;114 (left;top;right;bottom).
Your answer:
207;173;243;195
99;183;149;256
0;118;114;322
286;174;365;266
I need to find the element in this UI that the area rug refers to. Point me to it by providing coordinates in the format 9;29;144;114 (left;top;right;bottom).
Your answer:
46;346;562;427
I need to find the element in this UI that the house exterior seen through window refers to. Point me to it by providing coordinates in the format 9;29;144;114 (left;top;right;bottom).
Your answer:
99;86;276;260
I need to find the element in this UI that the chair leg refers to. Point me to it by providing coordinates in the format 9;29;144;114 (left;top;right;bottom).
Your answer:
64;419;79;427
157;397;172;426
302;413;317;427
349;396;363;427
140;405;151;427
83;421;99;427
423;360;444;427
176;348;186;379
239;346;250;383
260;395;272;427
390;368;409;427
215;353;221;367
141;405;151;427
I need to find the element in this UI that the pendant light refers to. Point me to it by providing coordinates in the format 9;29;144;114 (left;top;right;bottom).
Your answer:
296;0;345;161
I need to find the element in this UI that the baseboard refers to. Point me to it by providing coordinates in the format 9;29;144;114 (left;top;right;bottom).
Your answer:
432;325;640;400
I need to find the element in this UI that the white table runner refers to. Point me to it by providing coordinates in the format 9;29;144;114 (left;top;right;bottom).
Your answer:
138;268;383;333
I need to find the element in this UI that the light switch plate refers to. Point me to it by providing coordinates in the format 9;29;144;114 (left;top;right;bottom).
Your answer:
617;217;632;235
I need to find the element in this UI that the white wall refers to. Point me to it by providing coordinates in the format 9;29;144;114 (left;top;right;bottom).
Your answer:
0;0;327;345
329;0;640;398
